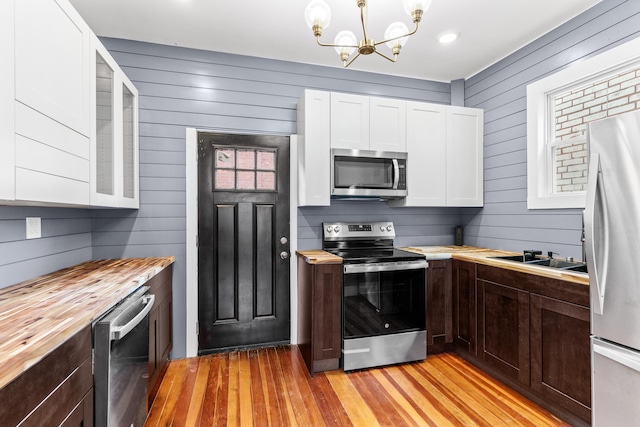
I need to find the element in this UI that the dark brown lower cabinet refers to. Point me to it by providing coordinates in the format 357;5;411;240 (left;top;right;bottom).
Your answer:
148;265;174;408
297;257;342;374
478;279;530;385
452;260;477;357
0;326;94;427
530;293;591;422
455;262;591;426
426;259;453;354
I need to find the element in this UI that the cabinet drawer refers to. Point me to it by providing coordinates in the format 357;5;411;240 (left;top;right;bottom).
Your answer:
0;326;92;427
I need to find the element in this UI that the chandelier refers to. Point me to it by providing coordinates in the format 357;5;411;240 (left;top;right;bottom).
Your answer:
304;0;432;68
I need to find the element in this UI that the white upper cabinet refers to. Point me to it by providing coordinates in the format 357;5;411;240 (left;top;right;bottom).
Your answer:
446;106;484;207
297;90;331;206
0;0;139;208
90;36;140;208
297;90;484;208
0;0;15;201
390;102;447;207
389;102;484;208
330;93;370;150
331;93;407;152
13;0;91;205
15;0;91;137
370;97;406;152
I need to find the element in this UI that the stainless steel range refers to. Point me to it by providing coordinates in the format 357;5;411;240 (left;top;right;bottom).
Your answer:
323;221;428;371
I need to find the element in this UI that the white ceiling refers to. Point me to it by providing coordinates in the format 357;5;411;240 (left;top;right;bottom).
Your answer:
68;0;601;82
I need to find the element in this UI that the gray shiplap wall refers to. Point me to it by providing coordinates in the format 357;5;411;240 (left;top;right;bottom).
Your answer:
0;207;92;288
95;38;456;358
462;0;640;259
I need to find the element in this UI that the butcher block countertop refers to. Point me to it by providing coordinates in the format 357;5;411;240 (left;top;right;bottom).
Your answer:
403;245;589;286
0;256;174;390
297;246;588;286
296;250;342;264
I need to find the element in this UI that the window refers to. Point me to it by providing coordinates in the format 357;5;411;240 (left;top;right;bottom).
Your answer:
527;36;640;209
214;146;277;191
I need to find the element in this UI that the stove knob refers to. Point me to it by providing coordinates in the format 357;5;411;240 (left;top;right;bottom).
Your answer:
334;225;341;233
387;225;393;232
326;226;333;233
380;226;385;232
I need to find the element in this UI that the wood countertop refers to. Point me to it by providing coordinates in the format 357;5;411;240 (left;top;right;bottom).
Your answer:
0;256;175;390
296;250;342;264
297;246;588;286
403;246;589;286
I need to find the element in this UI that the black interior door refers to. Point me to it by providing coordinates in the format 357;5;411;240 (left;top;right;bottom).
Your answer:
197;132;290;353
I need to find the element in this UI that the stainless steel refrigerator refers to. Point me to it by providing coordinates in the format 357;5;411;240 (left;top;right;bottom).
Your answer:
586;110;640;426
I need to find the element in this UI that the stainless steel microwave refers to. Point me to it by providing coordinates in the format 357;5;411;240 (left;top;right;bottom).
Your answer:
331;149;407;199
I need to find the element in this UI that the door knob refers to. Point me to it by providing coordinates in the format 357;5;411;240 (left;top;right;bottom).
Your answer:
280;251;289;260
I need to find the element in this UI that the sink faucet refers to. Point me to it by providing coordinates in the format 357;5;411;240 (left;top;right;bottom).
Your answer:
523;250;542;261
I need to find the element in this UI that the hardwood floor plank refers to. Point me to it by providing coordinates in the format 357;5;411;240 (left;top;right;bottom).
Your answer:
412;356;512;425
182;356;210;426
198;354;222;426
368;368;439;427
405;360;506;426
278;346;327;426
380;365;459;426
434;355;570;427
248;350;269;426
257;347;284;426
305;368;353;426
266;346;297;425
349;369;419;427
146;349;571;427
226;352;241;426
324;370;380;427
171;357;200;426
214;354;231;426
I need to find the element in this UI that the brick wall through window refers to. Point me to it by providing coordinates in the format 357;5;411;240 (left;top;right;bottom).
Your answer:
552;68;640;193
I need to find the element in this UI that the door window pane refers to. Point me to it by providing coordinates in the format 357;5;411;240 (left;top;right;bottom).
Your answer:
213;146;277;192
236;171;255;190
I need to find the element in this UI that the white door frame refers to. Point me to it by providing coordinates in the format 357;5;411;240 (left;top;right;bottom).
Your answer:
185;128;298;357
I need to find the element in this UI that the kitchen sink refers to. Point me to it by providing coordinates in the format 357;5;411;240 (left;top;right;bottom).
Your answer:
490;254;588;273
491;255;529;262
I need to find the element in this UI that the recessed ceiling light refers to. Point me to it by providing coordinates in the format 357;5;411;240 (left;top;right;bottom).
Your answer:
438;31;459;44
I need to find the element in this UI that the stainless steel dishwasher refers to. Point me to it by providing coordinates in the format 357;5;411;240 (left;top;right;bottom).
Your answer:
94;286;155;427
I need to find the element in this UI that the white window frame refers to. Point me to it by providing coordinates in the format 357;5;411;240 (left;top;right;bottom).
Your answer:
527;36;640;209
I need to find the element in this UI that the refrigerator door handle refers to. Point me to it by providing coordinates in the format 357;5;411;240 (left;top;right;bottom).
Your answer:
594;341;640;373
585;153;609;315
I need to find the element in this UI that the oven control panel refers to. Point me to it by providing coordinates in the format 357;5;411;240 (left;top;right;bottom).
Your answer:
323;222;395;240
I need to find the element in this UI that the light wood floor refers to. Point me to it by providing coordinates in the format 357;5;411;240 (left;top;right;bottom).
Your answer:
145;346;570;426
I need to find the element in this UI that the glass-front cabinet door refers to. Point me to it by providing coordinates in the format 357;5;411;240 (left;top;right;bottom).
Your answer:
90;34;139;208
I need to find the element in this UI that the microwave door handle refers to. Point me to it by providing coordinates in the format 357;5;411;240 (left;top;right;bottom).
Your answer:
392;159;400;189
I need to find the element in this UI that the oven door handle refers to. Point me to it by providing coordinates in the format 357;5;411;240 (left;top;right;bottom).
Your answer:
344;260;428;274
110;294;155;341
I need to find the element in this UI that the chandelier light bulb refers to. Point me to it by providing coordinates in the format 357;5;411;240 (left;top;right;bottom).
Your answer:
402;0;432;15
334;31;358;55
304;0;332;30
385;22;410;49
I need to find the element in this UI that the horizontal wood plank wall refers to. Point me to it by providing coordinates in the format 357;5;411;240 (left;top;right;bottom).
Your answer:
96;38;454;358
0;207;91;289
461;0;640;260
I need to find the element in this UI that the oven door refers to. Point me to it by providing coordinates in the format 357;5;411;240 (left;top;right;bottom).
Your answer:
94;287;155;427
343;260;427;339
